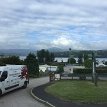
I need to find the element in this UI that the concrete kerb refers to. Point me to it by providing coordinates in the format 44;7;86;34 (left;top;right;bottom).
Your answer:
31;88;55;107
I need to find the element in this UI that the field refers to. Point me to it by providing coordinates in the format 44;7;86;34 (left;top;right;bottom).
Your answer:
45;80;107;103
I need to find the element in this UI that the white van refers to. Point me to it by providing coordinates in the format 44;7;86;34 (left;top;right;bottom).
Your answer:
0;65;29;96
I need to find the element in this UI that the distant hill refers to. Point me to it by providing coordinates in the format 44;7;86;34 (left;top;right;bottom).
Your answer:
49;49;107;58
48;47;67;52
0;49;36;56
0;49;107;58
97;50;107;58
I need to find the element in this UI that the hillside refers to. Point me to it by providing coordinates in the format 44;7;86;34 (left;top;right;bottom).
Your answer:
0;49;35;56
0;49;107;58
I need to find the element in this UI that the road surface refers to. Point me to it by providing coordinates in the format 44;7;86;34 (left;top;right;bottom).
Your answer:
0;77;49;107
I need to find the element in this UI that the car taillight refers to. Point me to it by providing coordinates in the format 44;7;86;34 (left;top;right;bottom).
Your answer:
21;66;28;78
26;71;28;75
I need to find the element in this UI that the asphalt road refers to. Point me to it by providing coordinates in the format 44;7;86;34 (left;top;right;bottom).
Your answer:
0;77;49;107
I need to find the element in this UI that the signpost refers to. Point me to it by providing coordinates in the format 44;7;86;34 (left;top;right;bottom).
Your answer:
49;65;55;82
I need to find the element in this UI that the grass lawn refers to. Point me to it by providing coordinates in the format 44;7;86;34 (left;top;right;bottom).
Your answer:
45;80;107;103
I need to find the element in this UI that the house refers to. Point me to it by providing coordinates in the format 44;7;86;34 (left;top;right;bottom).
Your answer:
39;64;49;72
47;66;58;72
64;64;85;74
47;66;58;81
39;64;58;72
96;63;107;67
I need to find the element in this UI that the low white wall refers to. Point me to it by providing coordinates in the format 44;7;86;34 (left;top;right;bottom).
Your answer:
64;65;85;74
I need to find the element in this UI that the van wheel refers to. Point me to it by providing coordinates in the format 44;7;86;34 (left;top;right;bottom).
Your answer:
22;82;27;89
0;90;2;96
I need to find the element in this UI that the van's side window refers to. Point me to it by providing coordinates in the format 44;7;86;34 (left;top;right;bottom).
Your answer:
1;71;8;79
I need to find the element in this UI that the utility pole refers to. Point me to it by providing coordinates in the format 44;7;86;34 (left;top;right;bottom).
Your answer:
92;51;97;86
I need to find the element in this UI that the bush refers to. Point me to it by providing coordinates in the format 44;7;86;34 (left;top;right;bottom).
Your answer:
73;69;92;74
0;61;6;66
73;68;107;75
96;69;107;74
0;56;22;65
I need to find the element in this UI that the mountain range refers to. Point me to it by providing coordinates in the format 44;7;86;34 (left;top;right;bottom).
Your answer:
0;49;35;56
0;47;65;56
0;48;107;58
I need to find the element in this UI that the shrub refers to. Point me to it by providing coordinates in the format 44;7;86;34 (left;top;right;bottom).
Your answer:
73;68;107;75
73;68;92;74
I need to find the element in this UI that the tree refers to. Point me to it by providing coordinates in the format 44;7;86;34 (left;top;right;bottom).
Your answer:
24;53;39;77
84;59;93;68
78;53;83;64
104;61;107;65
84;54;89;61
50;52;55;62
57;65;64;74
0;60;5;66
68;58;76;64
0;56;21;65
37;49;55;64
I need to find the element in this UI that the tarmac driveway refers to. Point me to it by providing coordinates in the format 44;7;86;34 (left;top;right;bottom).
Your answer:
0;77;49;107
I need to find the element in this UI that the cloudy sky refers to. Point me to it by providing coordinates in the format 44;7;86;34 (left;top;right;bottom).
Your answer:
0;0;107;50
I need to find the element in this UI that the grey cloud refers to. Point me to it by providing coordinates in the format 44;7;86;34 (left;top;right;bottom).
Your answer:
0;0;107;50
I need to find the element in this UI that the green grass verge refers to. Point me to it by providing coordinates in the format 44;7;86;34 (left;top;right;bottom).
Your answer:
45;80;107;104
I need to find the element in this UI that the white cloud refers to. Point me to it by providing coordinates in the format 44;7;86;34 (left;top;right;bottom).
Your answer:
51;35;87;50
52;36;71;46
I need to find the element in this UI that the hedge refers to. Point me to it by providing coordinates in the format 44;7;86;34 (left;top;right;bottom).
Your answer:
73;69;92;74
73;68;107;74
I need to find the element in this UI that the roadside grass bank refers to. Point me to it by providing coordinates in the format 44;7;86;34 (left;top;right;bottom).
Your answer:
45;80;107;104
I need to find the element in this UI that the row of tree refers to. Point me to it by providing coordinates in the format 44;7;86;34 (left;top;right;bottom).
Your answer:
0;49;55;77
0;56;22;65
1;50;106;77
68;53;93;68
69;53;107;68
37;49;55;64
